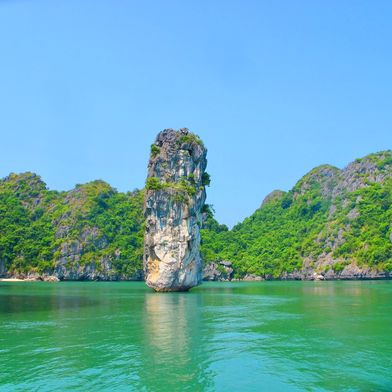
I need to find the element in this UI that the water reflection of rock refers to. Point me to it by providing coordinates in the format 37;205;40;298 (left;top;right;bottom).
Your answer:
140;292;212;392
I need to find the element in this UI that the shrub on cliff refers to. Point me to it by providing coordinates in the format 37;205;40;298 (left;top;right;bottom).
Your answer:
1;150;391;279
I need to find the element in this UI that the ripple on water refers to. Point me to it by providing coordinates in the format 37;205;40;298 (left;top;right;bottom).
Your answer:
1;281;391;391
1;320;58;330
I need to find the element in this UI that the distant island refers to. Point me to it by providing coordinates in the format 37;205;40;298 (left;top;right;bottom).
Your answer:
1;145;391;282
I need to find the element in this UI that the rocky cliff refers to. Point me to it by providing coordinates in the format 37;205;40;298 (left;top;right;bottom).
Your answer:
0;150;391;282
201;150;392;280
143;129;208;291
0;173;144;280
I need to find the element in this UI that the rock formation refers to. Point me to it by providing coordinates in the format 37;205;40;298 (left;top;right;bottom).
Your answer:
143;129;208;291
1;150;391;282
203;261;234;281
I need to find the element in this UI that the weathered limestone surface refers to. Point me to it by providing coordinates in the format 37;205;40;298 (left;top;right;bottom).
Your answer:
144;129;207;291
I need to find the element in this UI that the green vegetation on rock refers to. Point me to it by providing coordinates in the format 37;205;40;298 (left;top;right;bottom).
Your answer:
178;132;204;146
150;144;160;157
1;150;391;280
145;176;198;197
146;131;209;202
0;173;144;279
201;150;392;279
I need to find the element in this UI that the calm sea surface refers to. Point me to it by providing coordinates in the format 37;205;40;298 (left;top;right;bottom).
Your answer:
0;281;391;391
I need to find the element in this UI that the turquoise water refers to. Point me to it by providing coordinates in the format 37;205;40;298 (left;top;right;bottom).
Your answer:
0;281;391;391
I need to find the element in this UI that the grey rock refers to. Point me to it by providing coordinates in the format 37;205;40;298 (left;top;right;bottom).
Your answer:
0;260;6;277
220;260;232;267
43;275;60;282
53;257;141;281
338;264;390;280
242;274;263;281
261;190;285;207
347;208;360;220
295;165;340;199
278;262;391;281
144;129;207;291
203;261;233;281
25;273;42;281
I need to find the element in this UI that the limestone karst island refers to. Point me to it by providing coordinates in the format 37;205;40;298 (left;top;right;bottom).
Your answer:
1;1;392;389
0;136;392;283
1;129;391;392
144;129;207;291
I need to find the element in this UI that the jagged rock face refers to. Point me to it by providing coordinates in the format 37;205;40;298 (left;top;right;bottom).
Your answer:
203;261;233;281
261;190;286;207
0;260;6;277
144;129;207;291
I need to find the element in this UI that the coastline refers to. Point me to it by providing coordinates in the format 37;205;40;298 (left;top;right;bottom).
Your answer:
0;276;60;283
1;276;391;283
1;261;391;283
0;278;26;282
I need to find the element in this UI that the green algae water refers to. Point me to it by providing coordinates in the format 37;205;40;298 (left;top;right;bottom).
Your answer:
0;281;391;392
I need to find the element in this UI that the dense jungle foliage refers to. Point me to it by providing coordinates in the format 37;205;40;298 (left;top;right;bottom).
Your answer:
1;151;391;278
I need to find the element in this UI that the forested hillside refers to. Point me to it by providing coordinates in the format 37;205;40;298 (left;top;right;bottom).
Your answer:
201;151;392;279
0;173;144;279
1;150;391;280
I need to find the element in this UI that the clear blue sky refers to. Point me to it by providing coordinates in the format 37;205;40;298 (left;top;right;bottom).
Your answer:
0;1;391;227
